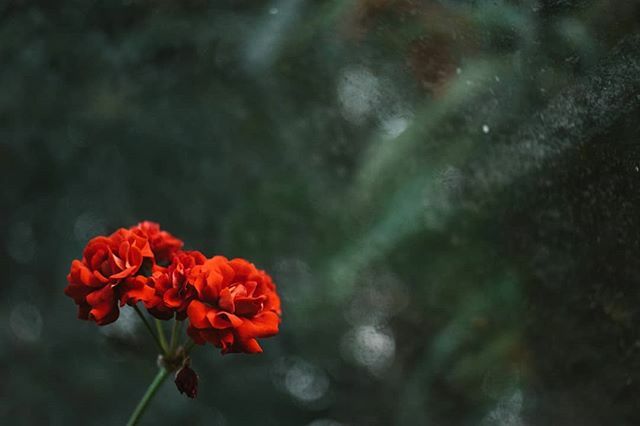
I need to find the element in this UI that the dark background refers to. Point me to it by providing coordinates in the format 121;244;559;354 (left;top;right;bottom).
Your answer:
3;0;640;425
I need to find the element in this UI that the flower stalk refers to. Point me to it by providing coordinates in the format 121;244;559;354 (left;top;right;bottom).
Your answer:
126;368;169;426
133;304;165;354
127;314;194;425
169;317;180;351
155;319;169;353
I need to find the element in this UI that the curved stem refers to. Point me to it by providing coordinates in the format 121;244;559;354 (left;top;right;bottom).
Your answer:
154;319;169;353
126;368;169;426
133;305;165;355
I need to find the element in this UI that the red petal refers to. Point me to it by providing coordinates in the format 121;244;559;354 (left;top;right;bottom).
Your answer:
118;241;131;262
77;302;91;320
139;240;154;259
186;326;219;346
208;311;243;329
265;292;282;315
229;258;254;278
235;338;263;354
86;285;119;325
163;288;183;308
187;300;211;328
110;265;138;280
127;245;142;269
218;287;235;312
151;271;171;293
75;261;96;285
64;281;92;304
205;270;223;288
217;261;235;284
235;311;279;340
217;329;235;352
92;270;110;285
234;296;265;317
120;277;158;306
243;280;258;296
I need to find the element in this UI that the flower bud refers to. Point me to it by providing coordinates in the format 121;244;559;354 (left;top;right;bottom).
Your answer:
174;365;198;398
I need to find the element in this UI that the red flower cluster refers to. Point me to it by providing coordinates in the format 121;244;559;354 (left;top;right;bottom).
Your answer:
187;256;282;353
64;221;281;354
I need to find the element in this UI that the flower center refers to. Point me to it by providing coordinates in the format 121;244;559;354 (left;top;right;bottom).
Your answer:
217;282;265;317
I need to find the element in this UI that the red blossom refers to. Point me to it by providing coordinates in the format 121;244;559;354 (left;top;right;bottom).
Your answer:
64;222;185;325
64;228;155;325
64;222;283;359
186;256;282;354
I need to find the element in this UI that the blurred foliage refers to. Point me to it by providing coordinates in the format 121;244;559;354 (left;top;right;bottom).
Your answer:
2;0;640;425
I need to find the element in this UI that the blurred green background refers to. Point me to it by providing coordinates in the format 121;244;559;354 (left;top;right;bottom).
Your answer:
3;0;640;424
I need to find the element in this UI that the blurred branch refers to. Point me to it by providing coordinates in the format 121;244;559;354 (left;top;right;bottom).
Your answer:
328;33;640;301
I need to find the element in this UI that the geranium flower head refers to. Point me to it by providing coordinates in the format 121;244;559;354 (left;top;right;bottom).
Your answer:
64;222;185;325
64;228;155;325
186;256;282;354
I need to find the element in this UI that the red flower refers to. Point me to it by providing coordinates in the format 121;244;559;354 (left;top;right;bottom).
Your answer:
64;228;154;325
123;250;206;320
131;221;183;265
186;257;282;354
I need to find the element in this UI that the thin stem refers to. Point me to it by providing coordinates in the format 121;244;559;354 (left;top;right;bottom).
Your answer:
169;317;180;351
133;305;165;355
155;319;169;353
126;368;169;426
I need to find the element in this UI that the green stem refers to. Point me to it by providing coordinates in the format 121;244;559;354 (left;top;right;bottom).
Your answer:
169;318;180;351
155;319;169;353
126;368;169;426
133;305;165;355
